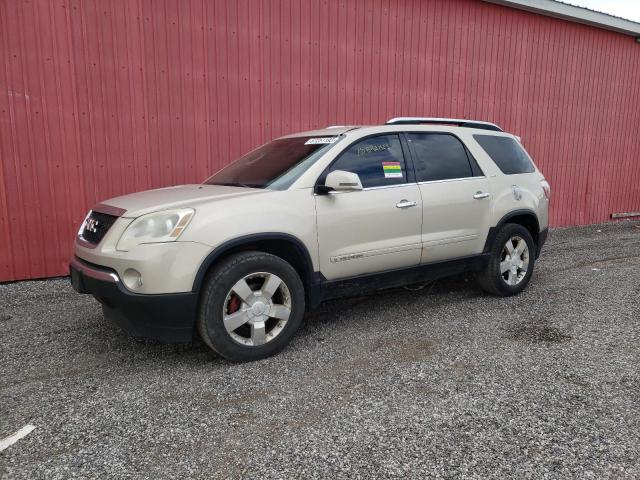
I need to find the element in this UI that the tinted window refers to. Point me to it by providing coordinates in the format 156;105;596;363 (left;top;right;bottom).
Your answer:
205;136;338;190
408;133;474;182
468;150;484;177
326;134;407;188
473;135;535;175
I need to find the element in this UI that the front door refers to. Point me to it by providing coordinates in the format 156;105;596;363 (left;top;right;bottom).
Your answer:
315;134;423;280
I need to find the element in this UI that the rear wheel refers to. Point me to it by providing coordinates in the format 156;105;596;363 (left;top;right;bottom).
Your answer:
197;251;305;362
478;223;535;296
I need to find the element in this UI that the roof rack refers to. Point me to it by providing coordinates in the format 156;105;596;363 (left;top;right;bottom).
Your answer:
385;117;503;132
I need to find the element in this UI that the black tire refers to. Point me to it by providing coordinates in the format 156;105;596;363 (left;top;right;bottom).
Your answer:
197;251;305;362
477;223;536;296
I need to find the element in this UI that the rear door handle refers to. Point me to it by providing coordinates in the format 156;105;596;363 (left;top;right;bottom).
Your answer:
473;192;490;200
396;200;417;209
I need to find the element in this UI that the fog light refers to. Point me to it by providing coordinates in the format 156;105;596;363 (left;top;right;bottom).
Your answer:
123;268;143;290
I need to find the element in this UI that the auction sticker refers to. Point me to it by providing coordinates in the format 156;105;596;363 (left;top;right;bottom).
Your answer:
304;137;339;145
382;162;402;178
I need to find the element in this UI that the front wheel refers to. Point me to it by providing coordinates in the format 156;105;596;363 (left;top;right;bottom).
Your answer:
197;251;306;362
478;223;536;296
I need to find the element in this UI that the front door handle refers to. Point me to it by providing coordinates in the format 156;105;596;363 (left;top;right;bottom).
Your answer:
396;200;417;209
473;192;491;200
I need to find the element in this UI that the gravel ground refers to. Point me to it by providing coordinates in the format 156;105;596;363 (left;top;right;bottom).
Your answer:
1;221;639;479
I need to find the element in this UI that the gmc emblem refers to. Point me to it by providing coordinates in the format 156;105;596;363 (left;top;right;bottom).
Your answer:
85;218;100;233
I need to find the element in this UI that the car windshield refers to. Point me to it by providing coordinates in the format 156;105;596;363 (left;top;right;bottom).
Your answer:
204;136;340;190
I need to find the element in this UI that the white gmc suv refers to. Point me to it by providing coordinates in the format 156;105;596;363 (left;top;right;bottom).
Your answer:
70;118;550;362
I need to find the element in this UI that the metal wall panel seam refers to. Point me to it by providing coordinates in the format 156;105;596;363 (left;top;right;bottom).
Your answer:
585;31;611;224
41;0;66;275
598;34;619;223
612;41;634;218
616;41;635;214
596;33;612;223
564;23;582;225
621;42;638;215
136;0;153;190
62;0;89;239
16;0;46;278
74;0;96;209
418;0;428;117
551;20;575;222
0;2;19;280
572;23;591;223
603;34;622;221
626;45;640;210
573;23;596;224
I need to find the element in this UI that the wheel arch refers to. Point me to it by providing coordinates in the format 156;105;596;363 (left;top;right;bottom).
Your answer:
483;209;541;254
192;233;320;305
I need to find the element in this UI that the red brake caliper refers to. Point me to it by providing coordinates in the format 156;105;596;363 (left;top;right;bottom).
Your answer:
227;294;241;314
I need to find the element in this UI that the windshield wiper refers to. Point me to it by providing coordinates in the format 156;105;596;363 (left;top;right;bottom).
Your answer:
211;182;257;189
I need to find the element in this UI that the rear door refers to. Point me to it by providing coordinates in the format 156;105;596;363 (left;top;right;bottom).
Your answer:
407;132;493;263
315;134;423;280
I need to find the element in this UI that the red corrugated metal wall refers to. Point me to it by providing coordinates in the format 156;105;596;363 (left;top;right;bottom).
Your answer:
1;0;639;282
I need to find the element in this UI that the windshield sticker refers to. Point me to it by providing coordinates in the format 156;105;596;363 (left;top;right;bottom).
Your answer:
382;162;403;178
304;137;339;145
357;143;391;156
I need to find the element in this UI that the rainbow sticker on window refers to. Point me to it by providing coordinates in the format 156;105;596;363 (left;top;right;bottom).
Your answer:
382;162;402;178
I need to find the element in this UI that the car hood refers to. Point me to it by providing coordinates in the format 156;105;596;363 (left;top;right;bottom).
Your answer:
97;184;266;217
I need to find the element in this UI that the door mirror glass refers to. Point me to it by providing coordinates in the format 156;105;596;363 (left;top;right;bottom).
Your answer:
325;170;363;192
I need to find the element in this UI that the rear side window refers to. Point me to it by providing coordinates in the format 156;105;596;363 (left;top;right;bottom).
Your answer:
408;133;477;182
473;135;535;175
325;134;407;188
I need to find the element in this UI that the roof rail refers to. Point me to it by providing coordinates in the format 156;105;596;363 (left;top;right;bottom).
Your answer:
385;117;503;132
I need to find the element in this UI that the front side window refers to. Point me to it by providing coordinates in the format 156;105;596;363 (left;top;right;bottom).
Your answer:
205;136;339;190
408;133;477;182
324;134;407;188
473;135;535;175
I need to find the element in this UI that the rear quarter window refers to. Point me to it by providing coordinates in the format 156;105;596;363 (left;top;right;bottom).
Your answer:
473;135;535;175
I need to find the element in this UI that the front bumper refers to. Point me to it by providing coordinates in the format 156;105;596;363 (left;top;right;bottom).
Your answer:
70;256;198;343
74;234;212;295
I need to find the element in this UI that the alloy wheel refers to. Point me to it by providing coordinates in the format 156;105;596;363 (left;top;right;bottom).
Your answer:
222;272;292;346
500;236;530;286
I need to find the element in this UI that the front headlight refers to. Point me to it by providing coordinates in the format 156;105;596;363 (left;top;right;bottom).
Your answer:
116;208;194;251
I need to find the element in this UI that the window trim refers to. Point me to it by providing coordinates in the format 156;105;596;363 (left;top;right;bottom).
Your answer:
325;182;416;195
404;131;485;183
314;132;416;191
417;175;487;186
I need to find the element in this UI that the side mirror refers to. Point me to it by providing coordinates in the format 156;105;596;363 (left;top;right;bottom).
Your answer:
322;170;363;193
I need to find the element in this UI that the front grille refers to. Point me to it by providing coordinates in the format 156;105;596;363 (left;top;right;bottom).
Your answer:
81;211;118;245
